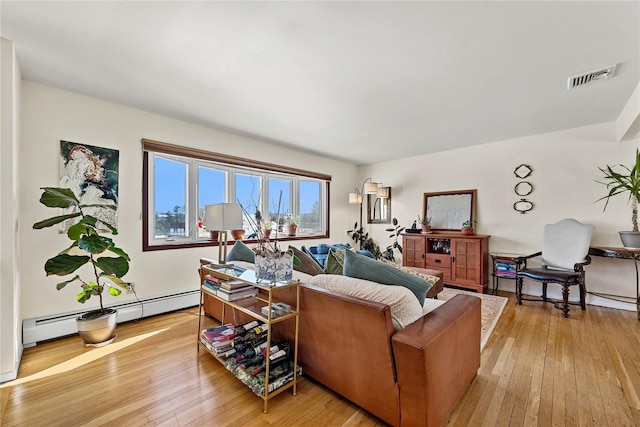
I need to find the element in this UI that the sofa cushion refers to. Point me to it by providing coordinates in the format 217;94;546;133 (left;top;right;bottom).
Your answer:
343;250;432;305
317;243;331;254
226;240;255;263
289;246;325;276
324;249;345;275
301;246;323;267
310;274;423;331
381;258;440;287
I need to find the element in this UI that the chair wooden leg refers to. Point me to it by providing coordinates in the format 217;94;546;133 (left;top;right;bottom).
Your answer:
542;282;548;301
579;284;586;310
516;277;523;305
561;284;570;318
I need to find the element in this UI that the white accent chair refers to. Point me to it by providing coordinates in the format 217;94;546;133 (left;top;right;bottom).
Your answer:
516;218;595;317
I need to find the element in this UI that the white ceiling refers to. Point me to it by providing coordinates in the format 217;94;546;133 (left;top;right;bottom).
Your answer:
1;1;639;165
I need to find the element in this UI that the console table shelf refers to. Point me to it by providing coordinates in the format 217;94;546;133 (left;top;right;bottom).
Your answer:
197;264;301;412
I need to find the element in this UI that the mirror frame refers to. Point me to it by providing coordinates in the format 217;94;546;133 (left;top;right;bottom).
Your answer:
422;189;477;231
367;187;392;224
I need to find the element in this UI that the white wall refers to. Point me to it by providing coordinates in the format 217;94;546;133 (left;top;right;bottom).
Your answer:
0;38;22;382
19;81;358;320
361;123;640;309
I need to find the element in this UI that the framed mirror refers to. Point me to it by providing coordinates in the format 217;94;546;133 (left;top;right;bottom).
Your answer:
367;187;391;224
422;189;477;231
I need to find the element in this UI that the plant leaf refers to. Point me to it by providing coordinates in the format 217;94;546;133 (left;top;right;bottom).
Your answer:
78;235;112;254
39;187;79;208
95;256;129;277
55;274;82;290
45;254;90;276
33;213;81;229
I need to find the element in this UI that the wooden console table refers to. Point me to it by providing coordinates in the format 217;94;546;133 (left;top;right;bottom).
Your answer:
588;246;640;320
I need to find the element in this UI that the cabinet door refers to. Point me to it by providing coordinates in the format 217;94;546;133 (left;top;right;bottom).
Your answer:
451;239;480;286
403;235;426;268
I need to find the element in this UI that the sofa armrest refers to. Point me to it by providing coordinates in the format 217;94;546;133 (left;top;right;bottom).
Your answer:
392;294;481;426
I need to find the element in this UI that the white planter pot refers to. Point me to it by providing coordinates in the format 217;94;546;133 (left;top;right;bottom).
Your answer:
619;231;640;249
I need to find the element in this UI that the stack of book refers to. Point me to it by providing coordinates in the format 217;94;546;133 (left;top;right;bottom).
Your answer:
203;274;222;292
215;279;258;301
495;262;517;278
200;324;237;357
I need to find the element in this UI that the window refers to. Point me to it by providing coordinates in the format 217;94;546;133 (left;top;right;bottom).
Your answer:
142;139;331;250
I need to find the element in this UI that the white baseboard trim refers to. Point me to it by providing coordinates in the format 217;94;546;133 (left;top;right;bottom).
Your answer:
22;290;200;347
0;344;23;384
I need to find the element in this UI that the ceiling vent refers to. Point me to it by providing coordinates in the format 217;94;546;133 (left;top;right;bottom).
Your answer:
567;64;617;90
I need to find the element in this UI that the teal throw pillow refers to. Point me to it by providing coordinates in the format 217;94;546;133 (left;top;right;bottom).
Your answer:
342;250;431;305
226;240;255;263
324;249;345;275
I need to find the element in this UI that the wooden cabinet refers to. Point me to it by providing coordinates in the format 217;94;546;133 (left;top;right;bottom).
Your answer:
402;233;490;293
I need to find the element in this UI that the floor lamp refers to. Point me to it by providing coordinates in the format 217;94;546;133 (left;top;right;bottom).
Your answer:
206;203;244;267
348;178;380;248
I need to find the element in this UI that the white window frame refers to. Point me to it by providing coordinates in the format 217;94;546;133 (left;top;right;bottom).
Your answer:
143;140;330;250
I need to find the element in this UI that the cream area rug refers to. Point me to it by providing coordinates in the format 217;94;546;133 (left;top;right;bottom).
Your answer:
438;287;508;351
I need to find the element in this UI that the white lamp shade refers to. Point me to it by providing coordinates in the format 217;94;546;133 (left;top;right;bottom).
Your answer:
363;181;379;194
377;186;390;198
349;192;362;204
206;203;244;230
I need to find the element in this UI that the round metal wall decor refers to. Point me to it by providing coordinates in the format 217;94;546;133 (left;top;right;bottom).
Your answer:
514;199;534;214
514;164;533;179
514;181;533;196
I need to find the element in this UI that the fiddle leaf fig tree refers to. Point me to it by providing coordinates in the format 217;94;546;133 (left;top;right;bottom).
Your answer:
33;187;131;313
596;149;640;232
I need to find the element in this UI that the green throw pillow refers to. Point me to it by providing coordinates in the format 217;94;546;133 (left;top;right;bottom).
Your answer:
343;250;431;305
226;240;255;263
324;249;345;275
289;246;324;276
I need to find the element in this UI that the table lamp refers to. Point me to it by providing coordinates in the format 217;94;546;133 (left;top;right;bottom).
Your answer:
206;203;244;267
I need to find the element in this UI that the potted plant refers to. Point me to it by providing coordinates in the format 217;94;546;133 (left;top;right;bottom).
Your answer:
596;149;640;248
262;220;273;239
32;187;131;344
461;220;475;235
418;215;431;233
282;213;299;236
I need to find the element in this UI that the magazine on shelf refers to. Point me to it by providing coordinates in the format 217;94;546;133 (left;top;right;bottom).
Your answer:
201;324;234;342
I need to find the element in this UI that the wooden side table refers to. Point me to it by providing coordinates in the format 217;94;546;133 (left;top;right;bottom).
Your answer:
588;246;640;320
490;253;522;295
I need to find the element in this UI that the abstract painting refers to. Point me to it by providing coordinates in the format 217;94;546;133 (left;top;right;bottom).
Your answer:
59;140;119;232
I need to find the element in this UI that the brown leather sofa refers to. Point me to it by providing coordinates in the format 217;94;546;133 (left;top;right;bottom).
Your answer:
199;259;481;426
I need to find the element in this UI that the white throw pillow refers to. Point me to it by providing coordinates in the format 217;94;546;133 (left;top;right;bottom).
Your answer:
310;274;423;331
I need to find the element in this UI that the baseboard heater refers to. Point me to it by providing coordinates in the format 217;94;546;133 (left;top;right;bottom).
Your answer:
22;290;200;347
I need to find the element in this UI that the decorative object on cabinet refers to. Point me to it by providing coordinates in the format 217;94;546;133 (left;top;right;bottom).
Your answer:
367;186;391;224
417;215;431;233
32;187;131;345
423;189;477;231
513;164;533;179
402;232;490;293
595;149;640;249
515;218;595;318
461;220;475;235
206;203;244;267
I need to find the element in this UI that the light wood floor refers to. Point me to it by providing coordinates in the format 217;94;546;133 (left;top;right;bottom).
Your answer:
1;290;639;426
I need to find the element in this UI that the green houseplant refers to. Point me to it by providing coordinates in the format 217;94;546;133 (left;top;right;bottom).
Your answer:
33;187;131;344
282;213;299;236
461;220;475;235
417;215;431;232
596;149;640;248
